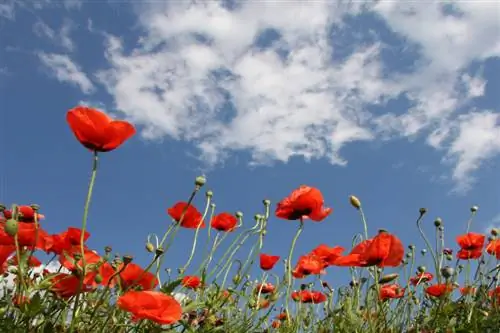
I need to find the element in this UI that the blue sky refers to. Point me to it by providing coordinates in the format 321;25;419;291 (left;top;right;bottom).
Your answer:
1;0;499;287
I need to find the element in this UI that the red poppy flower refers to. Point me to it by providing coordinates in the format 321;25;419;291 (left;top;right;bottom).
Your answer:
275;185;332;222
211;213;238;232
334;231;404;268
311;244;345;267
0;245;16;273
117;291;182;325
272;321;281;329
2;206;45;222
456;232;485;260
59;250;115;288
379;284;405;301
181;275;202;290
10;255;42;268
291;290;327;303
460;286;476;296
46;227;90;255
486;239;500;259
119;263;158;290
254;282;275;294
410;272;433;286
66;106;136;152
259;253;280;271
425;284;455;298
292;254;324;278
167;202;205;229
0;221;49;250
48;273;93;299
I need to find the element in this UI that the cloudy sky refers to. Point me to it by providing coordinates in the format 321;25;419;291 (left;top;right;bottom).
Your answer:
1;0;499;284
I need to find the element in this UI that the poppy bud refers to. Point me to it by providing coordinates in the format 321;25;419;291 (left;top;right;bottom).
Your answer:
254;214;262;221
235;211;243;218
446;254;453;261
349;195;361;209
440;266;454;279
206;190;213;198
470;205;478;213
269;292;280;302
378;228;388;234
4;219;18;236
94;274;103;284
123;255;133;265
30;204;40;211
145;242;155;253
406;252;412;258
104;246;112;253
408;244;415;250
195;175;206;188
177;268;185;275
419;208;427;216
491;228;498;237
417;266;426;273
263;199;271;206
349;280;359;288
433;218;442;227
378;273;399;284
421;249;427;255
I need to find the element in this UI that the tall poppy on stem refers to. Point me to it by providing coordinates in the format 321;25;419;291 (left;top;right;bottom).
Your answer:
66;106;136;331
456;232;485;260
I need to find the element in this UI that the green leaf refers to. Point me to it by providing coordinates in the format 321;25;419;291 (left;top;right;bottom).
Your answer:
160;278;182;294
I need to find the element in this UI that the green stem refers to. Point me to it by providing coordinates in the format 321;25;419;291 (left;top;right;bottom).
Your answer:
70;150;98;333
416;214;440;284
285;219;304;321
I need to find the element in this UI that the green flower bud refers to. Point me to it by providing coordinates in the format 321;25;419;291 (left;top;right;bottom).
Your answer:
145;242;155;253
470;205;478;213
195;175;206;187
4;219;18;237
94;274;103;284
263;199;271;206
417;266;426;273
433;218;442;227
235;211;243;218
378;273;399;284
206;190;213;197
419;208;427;216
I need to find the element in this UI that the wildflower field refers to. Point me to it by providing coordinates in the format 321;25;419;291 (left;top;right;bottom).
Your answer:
0;106;499;333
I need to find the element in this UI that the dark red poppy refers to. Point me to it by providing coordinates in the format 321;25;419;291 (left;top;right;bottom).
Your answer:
291;290;327;303
211;213;238;232
181;275;202;290
486;239;500;259
410;272;433;286
456;232;485;260
334;231;404;268
66;106;136;152
425;284;455;298
311;244;344;267
167;202;205;229
117;290;182;325
2;206;45;222
379;284;405;301
275;185;332;222
292;254;324;278
259;253;280;271
254;282;275;294
119;263;158;290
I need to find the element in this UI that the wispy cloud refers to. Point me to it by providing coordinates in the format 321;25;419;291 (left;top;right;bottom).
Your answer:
38;52;94;94
484;213;500;234
33;18;75;52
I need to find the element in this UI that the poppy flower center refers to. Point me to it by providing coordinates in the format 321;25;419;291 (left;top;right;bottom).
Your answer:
288;208;313;220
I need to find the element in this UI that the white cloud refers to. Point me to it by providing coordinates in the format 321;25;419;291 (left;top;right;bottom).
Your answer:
88;1;498;189
33;19;75;52
484;214;500;234
38;52;94;94
0;1;14;19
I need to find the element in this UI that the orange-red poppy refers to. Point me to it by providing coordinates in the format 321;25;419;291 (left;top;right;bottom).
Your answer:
292;254;324;278
460;286;476;296
310;244;345;268
66;106;136;152
211;213;238;232
117;290;182;325
167;202;205;229
2;206;45;222
334;231;404;268
0;221;50;250
48;273;93;299
275;185;332;222
182;275;202;290
254;282;275;294
410;272;433;286
456;232;485;260
259;253;280;271
425;283;455;298
486;239;500;259
46;227;90;255
379;284;405;301
291;290;327;303
119;263;158;291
